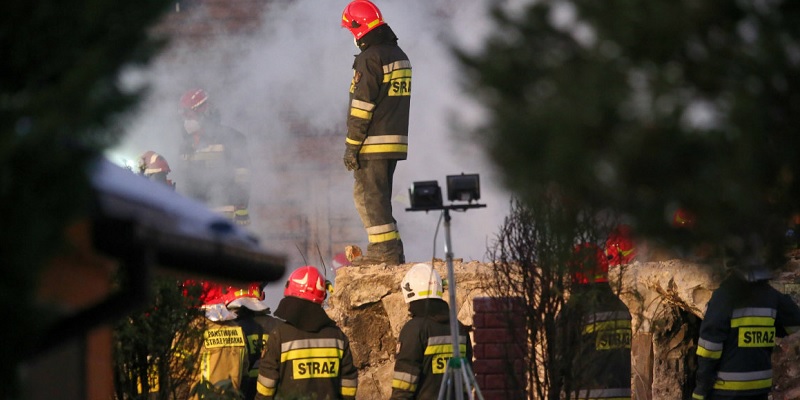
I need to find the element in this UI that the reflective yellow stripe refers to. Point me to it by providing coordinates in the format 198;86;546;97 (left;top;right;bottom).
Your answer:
692;394;704;400
342;386;357;397
280;347;343;362
368;231;400;243
696;346;722;359
731;316;775;327
582;320;632;334
383;68;413;83
350;108;372;120
424;344;467;355
359;144;408;154
392;379;416;391
345;137;363;145
714;378;772;391
256;382;275;396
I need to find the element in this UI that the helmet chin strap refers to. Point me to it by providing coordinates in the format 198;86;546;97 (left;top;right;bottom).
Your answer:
353;37;359;49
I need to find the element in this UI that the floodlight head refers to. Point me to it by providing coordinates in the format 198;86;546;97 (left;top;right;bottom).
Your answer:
409;180;443;210
446;173;480;202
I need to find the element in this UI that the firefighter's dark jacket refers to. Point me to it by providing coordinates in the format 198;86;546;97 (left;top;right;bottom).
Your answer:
556;283;632;400
390;298;473;400
178;117;251;207
346;24;411;161
255;296;357;400
239;308;280;400
693;274;800;399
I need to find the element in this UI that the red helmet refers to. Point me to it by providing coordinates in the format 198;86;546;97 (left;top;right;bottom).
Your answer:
672;208;695;229
284;266;328;304
570;243;610;284
341;0;385;40
226;282;269;311
605;224;636;266
179;88;210;119
138;151;171;176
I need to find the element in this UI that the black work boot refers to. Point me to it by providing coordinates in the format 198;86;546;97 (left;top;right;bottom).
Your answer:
351;240;404;266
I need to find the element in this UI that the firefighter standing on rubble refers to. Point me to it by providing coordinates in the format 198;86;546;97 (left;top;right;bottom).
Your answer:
255;266;358;400
556;243;632;400
692;235;800;400
340;0;410;266
390;263;473;399
178;88;252;225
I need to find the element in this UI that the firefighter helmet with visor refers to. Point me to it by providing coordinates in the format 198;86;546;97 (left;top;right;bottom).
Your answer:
284;266;328;304
401;263;444;304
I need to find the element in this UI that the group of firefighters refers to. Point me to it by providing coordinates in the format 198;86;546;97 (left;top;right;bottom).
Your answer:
131;0;800;399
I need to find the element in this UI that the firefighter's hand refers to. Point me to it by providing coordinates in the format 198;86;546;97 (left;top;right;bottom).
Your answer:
343;144;360;171
234;206;250;226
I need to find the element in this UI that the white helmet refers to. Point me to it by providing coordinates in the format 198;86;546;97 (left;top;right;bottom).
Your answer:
401;263;444;303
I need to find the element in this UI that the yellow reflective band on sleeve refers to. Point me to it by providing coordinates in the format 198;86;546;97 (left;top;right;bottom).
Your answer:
731;316;775;328
350;108;373;120
256;382;276;396
368;231;400;243
692;394;704;400
342;386;357;397
582;320;632;334
713;378;772;391
345;137;363;145
392;379;417;391
280;347;344;362
738;327;776;347
696;346;722;359
359;144;408;154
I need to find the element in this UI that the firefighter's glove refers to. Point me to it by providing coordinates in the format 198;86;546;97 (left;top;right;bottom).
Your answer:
234;206;250;226
343;144;360;171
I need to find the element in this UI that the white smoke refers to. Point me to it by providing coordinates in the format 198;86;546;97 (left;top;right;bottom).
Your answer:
111;0;517;305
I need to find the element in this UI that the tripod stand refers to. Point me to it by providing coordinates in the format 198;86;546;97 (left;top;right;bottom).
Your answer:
435;207;485;400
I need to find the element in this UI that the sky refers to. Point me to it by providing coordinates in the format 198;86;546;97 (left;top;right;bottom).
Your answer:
109;0;522;304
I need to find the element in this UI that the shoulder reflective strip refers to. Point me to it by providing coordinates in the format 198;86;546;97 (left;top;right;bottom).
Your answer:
787;326;800;334
366;223;398;235
257;375;277;388
359;144;408;154
363;135;408;145
586;311;632;323
428;335;468;345
281;347;344;362
731;316;775;328
717;369;772;381
345;137;363;145
383;60;412;73
697;338;723;351
281;338;344;352
368;231;400;243
732;307;777;319
573;388;631;398
351;99;375;111
582;320;632;334
349;108;372;120
341;386;357;397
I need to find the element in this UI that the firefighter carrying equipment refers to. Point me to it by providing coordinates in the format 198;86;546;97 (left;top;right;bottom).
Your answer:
341;0;385;40
400;263;444;304
692;273;800;399
390;298;473;399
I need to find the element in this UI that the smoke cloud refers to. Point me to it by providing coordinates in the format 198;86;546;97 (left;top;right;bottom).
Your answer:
110;0;515;304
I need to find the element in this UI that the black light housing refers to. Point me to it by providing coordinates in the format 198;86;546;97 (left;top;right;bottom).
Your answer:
446;173;480;202
409;180;443;210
